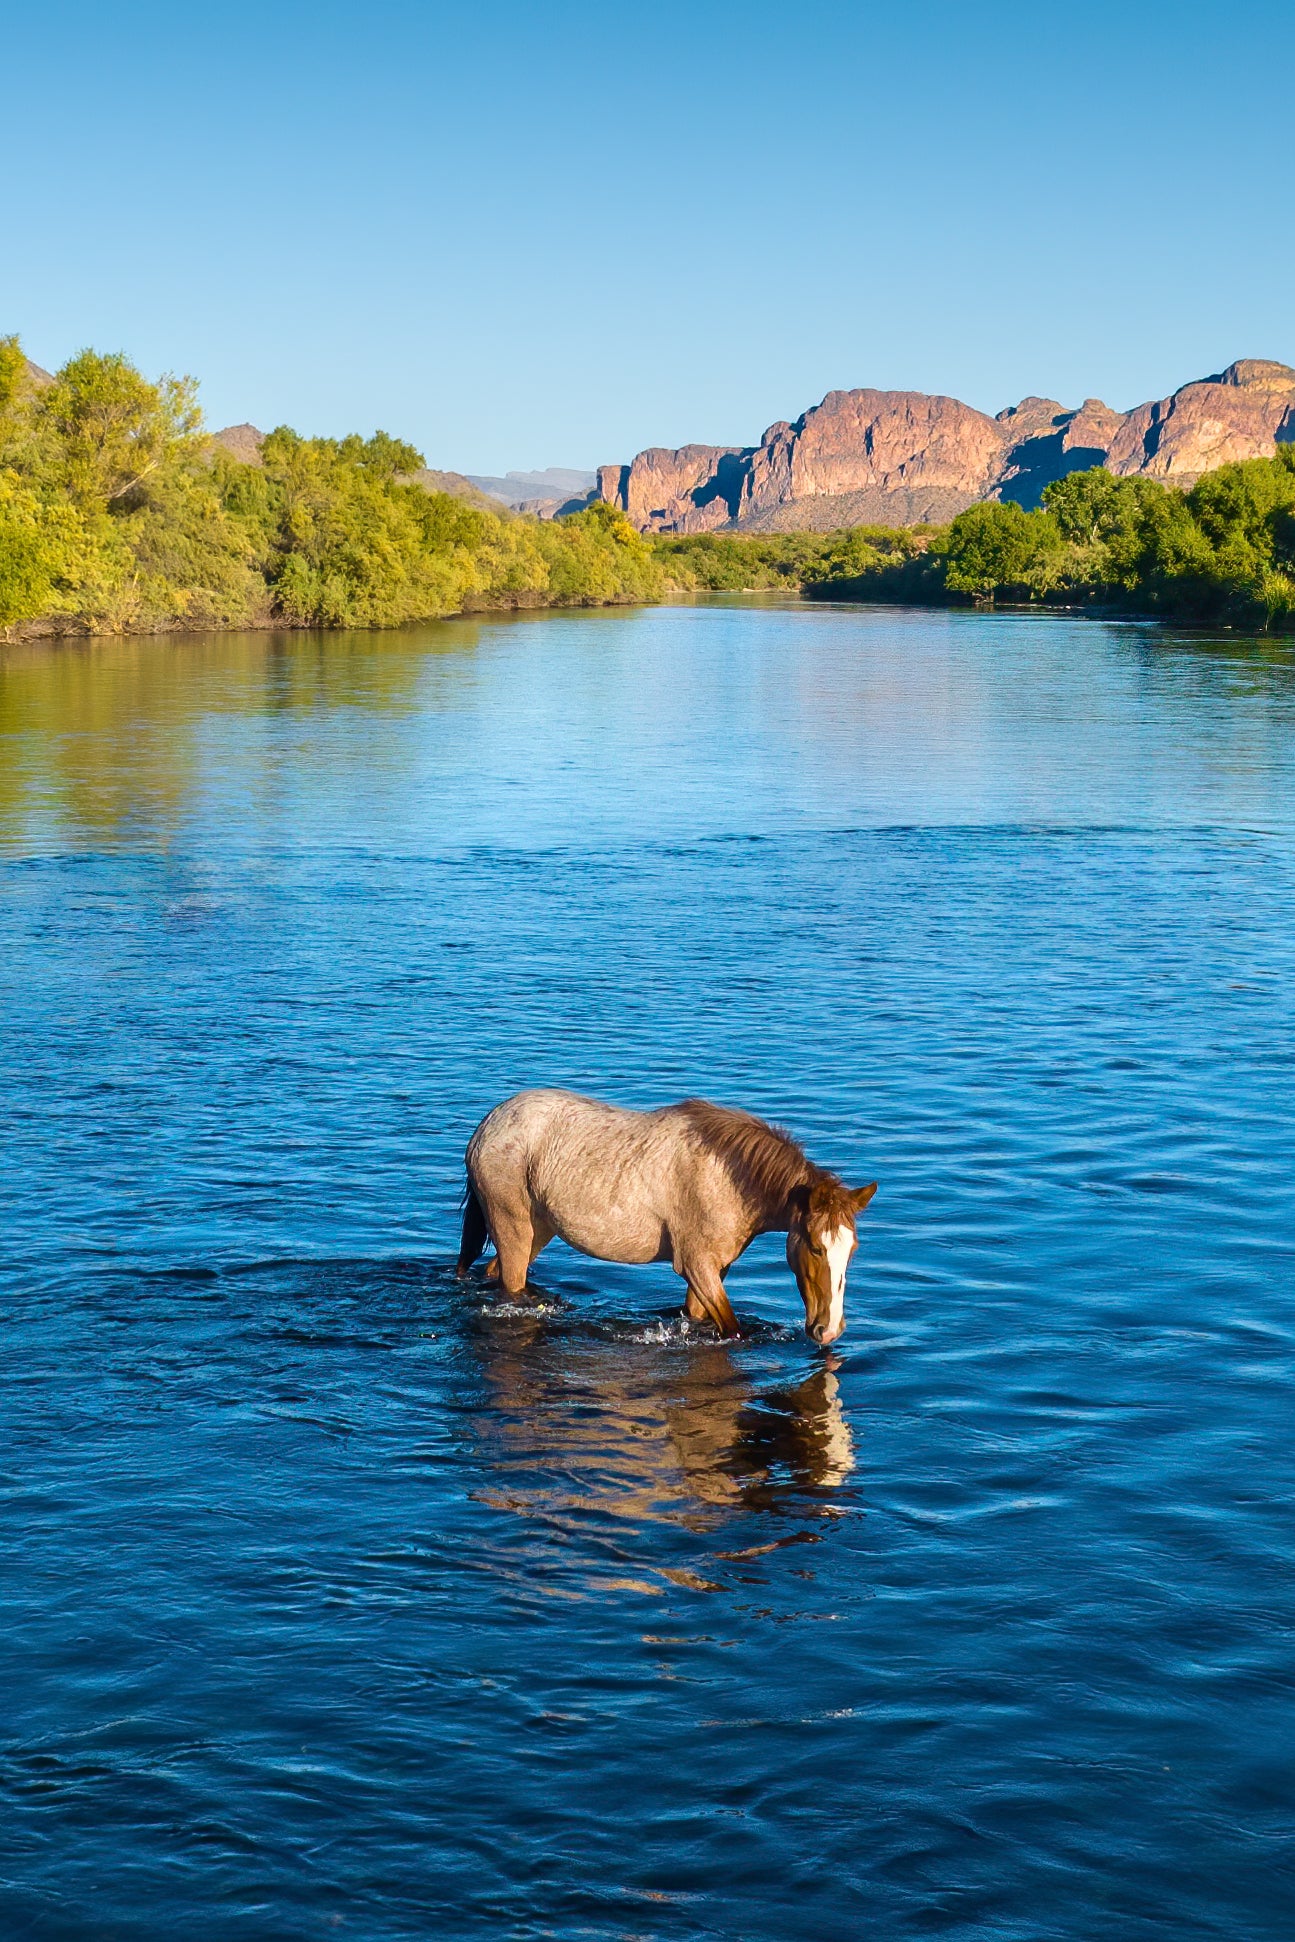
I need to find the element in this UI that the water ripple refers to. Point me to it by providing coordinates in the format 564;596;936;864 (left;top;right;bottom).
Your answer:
1;607;1294;1937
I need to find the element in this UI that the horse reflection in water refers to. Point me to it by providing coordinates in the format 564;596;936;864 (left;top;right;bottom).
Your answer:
467;1306;856;1528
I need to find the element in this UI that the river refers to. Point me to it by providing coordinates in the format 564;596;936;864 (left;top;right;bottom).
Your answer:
2;600;1293;1938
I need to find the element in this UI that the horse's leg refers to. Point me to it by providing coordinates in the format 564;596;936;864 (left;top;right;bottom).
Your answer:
681;1261;741;1338
528;1218;555;1272
485;1218;550;1293
492;1212;537;1298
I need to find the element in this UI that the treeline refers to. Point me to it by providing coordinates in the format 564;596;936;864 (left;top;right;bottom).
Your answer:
654;456;1295;629
0;338;662;635
654;527;936;598
4;336;1293;638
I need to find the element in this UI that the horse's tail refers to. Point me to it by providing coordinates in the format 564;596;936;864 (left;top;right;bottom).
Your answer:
456;1176;488;1277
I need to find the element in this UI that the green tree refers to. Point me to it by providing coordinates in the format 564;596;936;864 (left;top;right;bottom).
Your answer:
0;478;129;630
0;335;29;445
336;430;426;477
0;482;60;625
1042;466;1130;546
40;350;201;507
1184;453;1295;624
943;500;1066;600
540;500;662;605
0;334;45;468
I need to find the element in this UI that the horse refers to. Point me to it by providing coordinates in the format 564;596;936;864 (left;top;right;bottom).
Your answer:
456;1089;877;1344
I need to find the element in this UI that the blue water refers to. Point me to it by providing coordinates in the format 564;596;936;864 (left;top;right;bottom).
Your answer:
2;601;1294;1939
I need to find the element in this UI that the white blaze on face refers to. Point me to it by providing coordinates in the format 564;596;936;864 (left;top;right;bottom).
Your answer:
822;1224;855;1339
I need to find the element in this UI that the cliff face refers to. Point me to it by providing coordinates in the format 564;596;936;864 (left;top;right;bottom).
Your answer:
1105;361;1295;480
597;359;1295;532
601;446;748;533
749;390;1005;509
734;389;1010;532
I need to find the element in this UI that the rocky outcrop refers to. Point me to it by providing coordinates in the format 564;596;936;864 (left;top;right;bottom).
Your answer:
603;446;748;533
745;389;1006;518
597;359;1295;532
992;396;1126;506
1105;361;1295;481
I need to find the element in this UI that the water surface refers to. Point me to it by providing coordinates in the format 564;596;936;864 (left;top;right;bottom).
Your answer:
2;602;1294;1938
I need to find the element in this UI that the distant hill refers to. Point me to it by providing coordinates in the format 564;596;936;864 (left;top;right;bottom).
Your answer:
596;359;1295;533
468;467;596;511
405;468;500;509
210;422;265;467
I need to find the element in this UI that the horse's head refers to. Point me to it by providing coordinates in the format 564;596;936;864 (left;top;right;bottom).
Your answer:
786;1179;878;1346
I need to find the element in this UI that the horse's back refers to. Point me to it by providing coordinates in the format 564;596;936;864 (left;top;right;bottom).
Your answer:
466;1089;703;1265
468;1089;643;1169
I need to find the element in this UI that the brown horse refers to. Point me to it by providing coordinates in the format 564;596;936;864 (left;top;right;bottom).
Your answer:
456;1089;877;1343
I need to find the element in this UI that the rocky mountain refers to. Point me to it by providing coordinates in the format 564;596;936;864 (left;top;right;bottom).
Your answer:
594;359;1295;534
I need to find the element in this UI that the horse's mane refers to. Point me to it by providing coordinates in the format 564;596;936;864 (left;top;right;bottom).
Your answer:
674;1098;850;1220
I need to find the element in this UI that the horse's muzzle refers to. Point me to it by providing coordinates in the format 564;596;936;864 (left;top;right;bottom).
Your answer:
809;1319;844;1347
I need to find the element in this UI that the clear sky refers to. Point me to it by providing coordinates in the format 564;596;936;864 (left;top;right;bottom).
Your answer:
4;0;1292;473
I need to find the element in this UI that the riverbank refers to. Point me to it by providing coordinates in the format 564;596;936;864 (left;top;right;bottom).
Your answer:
1;580;640;644
4;338;1293;641
0;341;667;640
9;578;1295;650
656;456;1295;632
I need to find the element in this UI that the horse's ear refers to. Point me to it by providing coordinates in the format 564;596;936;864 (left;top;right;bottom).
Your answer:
851;1183;878;1214
787;1184;811;1218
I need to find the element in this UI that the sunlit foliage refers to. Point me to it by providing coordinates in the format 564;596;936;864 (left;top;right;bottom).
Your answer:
0;338;663;636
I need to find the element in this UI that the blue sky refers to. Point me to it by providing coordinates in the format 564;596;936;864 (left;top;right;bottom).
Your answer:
4;0;1292;472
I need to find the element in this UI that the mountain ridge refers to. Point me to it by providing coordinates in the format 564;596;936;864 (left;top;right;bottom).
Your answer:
593;359;1295;533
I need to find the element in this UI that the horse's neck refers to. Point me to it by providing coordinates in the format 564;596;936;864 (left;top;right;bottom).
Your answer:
755;1170;817;1236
